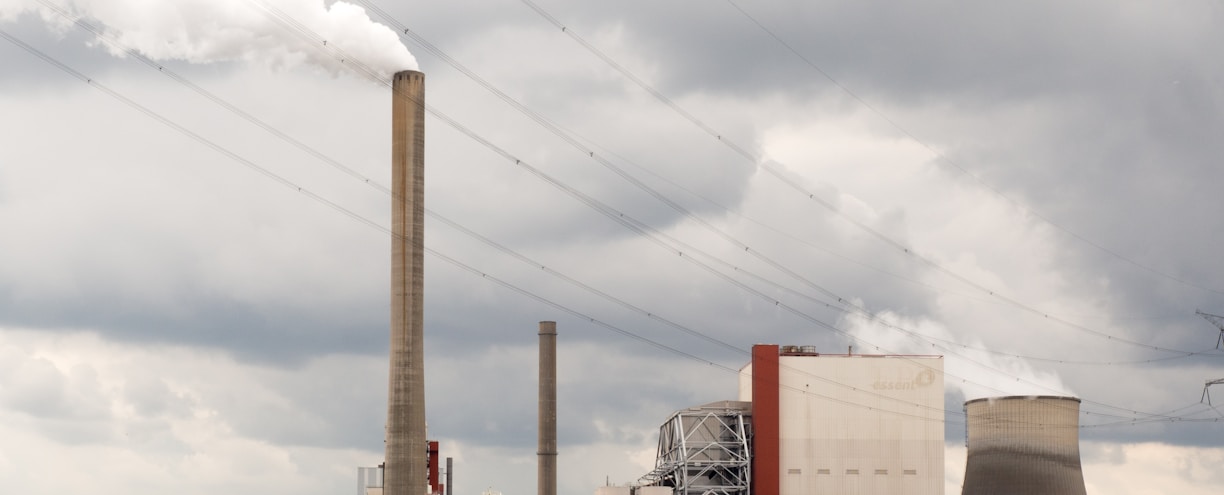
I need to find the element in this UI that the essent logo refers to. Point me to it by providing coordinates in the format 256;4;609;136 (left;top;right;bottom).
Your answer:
872;369;936;390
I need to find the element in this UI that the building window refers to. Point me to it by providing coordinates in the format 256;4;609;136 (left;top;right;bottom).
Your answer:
846;469;859;475
903;469;918;475
787;469;802;475
816;469;831;475
875;469;888;475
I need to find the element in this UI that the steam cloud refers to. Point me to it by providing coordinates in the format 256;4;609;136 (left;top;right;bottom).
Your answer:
844;309;1074;400
1;0;416;78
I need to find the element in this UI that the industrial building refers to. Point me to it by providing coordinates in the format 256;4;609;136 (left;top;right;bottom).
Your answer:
632;344;945;495
357;440;450;495
619;344;1099;495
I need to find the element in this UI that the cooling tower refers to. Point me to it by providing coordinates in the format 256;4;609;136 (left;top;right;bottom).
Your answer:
386;69;427;495
961;396;1086;495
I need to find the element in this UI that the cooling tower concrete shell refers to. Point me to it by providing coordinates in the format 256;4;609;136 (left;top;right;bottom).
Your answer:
961;396;1086;495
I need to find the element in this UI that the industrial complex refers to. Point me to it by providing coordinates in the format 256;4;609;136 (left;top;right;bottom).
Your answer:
618;345;1087;495
366;69;1089;495
622;345;945;495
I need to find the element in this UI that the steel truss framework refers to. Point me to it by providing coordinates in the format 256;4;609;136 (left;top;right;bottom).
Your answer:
1204;378;1224;405
639;401;752;495
1196;310;1224;349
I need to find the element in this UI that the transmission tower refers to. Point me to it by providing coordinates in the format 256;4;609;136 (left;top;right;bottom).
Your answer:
1203;378;1224;406
1196;310;1224;349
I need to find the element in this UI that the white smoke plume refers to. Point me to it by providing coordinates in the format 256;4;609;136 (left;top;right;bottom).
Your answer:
1;0;416;78
843;308;1074;400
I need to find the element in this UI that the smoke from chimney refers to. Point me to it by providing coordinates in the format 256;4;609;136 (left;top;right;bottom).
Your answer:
3;0;415;78
845;310;1073;399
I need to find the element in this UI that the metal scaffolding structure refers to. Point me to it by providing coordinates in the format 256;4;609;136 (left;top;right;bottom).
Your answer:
639;401;752;495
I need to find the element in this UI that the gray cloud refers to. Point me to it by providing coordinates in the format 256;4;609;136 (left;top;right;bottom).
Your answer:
1;1;1223;494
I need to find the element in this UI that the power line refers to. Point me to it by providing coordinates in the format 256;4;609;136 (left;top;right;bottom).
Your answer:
239;0;1224;421
6;23;1209;428
0;26;971;423
718;0;1224;297
24;0;1224;427
241;0;1224;424
31;0;391;195
509;0;1224;355
356;0;1217;357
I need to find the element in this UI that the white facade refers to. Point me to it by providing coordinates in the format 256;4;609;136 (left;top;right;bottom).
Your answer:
740;353;944;495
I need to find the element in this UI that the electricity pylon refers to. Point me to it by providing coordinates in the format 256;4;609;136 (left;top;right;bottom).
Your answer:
1196;310;1224;349
1203;378;1224;405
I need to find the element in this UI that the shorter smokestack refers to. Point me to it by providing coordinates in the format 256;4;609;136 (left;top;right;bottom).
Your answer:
446;457;453;495
961;395;1087;495
538;321;557;495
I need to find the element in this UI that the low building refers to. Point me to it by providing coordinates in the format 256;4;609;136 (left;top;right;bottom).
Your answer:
634;344;944;495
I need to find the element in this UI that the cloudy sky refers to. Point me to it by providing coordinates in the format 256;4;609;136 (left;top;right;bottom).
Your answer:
2;0;1223;494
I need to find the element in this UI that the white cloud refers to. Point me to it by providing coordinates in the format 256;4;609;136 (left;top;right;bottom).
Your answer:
1083;441;1224;494
0;327;382;494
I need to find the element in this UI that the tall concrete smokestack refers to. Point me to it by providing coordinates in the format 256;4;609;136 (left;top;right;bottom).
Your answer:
538;321;557;495
961;396;1087;495
387;70;426;495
